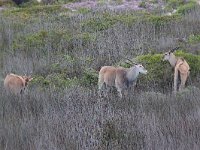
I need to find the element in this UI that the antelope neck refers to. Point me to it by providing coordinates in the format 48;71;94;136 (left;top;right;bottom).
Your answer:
126;66;139;82
169;54;177;67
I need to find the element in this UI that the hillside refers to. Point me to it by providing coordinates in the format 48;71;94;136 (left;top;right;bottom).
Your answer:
1;0;200;149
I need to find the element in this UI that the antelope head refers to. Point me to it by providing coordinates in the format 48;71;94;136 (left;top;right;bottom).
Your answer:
135;64;148;74
22;75;33;86
125;58;147;74
163;47;179;61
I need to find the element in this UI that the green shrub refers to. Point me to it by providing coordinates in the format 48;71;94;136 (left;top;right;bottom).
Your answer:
30;75;50;88
12;29;94;54
81;8;181;33
145;14;181;27
12;29;71;54
80;68;98;87
25;30;47;45
188;34;200;44
33;62;98;88
45;73;78;88
31;73;79;89
136;54;173;89
81;13;120;32
176;1;196;15
81;13;138;32
11;30;47;53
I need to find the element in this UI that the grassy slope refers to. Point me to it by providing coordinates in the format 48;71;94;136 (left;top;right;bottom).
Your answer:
1;1;200;89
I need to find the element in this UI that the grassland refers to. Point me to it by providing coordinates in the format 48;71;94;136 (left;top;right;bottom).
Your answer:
1;0;200;149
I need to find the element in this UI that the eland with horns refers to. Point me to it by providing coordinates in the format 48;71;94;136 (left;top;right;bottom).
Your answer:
98;59;148;98
163;47;190;93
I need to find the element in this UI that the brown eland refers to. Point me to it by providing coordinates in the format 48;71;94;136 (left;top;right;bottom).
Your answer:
98;62;147;98
4;73;33;95
163;47;190;93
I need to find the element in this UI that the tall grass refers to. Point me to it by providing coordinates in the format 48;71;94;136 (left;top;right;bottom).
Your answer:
1;86;200;149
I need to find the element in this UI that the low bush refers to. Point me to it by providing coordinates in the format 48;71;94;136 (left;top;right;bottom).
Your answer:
30;73;79;89
80;68;98;87
188;34;200;44
176;1;197;15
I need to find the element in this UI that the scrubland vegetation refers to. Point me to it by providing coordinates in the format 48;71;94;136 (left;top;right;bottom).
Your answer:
1;0;200;149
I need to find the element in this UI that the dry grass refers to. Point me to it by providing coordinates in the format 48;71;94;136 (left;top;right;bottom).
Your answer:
1;86;200;149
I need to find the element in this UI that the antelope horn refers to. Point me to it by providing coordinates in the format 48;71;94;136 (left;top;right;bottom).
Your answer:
125;61;133;66
170;47;180;53
124;57;137;65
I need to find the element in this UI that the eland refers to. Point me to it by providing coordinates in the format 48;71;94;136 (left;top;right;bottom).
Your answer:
163;47;190;93
4;73;33;95
98;62;147;98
